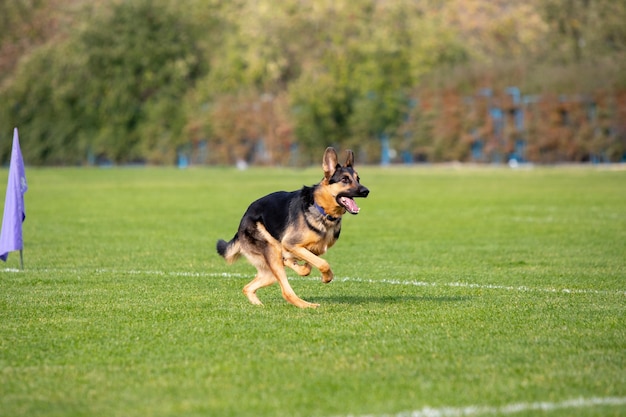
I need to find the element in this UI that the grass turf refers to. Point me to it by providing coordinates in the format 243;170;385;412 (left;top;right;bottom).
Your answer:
0;165;624;417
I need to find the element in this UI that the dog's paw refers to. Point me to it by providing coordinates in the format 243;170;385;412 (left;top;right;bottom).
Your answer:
290;261;312;276
321;270;334;283
299;301;320;309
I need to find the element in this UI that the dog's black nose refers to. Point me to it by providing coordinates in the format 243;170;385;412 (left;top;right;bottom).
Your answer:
359;185;369;197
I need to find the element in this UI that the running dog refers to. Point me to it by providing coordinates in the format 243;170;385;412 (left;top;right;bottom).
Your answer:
216;147;369;308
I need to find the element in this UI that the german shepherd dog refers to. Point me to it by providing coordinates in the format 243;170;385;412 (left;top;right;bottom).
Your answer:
217;147;369;308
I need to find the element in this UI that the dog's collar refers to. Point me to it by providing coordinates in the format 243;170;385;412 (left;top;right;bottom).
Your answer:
314;202;339;222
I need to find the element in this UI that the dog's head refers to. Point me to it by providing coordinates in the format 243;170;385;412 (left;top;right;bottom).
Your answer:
322;147;369;215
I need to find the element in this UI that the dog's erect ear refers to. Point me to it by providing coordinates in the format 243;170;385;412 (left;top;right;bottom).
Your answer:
344;150;354;168
323;147;339;179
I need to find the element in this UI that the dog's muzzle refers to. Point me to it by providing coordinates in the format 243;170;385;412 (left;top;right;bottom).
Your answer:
338;185;369;214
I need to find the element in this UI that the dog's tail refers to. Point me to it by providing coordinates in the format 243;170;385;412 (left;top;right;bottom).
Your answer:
216;234;241;264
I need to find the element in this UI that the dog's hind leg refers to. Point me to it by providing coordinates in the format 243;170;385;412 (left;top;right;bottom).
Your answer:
250;223;319;308
273;268;319;309
242;267;276;306
244;253;317;308
262;250;318;309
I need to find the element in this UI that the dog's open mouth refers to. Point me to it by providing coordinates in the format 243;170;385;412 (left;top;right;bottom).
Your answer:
338;196;360;214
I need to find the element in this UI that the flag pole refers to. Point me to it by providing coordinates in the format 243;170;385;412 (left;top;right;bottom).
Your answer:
19;249;23;270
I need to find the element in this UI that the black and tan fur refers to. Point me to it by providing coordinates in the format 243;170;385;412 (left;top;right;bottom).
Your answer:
216;147;369;308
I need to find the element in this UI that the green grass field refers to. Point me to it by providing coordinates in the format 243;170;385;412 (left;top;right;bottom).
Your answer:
1;165;625;417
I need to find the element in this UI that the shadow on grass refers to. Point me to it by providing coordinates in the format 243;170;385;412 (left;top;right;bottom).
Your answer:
312;295;471;305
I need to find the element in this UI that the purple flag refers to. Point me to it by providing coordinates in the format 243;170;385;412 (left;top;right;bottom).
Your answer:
0;128;28;261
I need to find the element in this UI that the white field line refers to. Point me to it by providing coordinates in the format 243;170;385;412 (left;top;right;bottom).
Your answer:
335;276;626;296
343;396;626;417
2;267;624;296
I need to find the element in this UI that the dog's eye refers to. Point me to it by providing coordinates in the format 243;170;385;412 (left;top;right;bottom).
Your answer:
341;177;351;184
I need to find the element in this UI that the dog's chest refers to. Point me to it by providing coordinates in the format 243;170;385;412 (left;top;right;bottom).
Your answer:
304;221;341;255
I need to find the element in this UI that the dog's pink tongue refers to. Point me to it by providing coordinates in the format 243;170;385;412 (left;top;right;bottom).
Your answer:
341;197;360;214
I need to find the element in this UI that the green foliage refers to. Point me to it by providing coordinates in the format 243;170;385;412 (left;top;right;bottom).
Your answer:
0;40;89;164
85;1;207;162
0;0;208;164
0;167;625;416
540;0;626;62
0;0;54;79
0;0;625;165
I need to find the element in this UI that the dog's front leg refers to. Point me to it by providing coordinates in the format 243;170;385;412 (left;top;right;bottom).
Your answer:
284;259;313;276
283;253;312;276
284;246;334;283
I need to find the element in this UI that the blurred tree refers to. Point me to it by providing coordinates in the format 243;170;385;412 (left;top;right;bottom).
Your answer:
0;0;208;164
0;0;53;80
78;0;208;163
289;0;469;163
538;0;625;65
434;0;549;62
0;39;89;164
1;0;624;165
